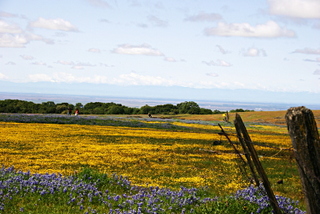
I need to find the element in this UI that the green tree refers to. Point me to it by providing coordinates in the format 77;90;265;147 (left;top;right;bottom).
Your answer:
75;103;83;109
200;108;212;114
140;105;153;114
124;107;140;114
92;107;105;114
56;103;69;114
153;104;178;114
40;101;56;113
107;105;125;114
177;101;200;114
83;102;104;114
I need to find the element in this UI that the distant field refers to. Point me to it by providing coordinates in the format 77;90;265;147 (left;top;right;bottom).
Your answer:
155;110;320;128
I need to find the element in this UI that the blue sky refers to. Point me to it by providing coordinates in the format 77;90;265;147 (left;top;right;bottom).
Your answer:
0;0;320;104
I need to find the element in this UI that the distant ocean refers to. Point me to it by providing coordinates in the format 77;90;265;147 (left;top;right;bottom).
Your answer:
1;92;319;111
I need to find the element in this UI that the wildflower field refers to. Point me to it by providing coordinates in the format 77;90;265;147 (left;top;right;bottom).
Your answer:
0;112;312;213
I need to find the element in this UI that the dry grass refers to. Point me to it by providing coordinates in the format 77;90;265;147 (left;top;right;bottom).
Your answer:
156;110;320;128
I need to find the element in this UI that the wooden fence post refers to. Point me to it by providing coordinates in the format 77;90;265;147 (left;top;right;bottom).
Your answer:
285;106;320;214
234;113;282;214
233;118;260;186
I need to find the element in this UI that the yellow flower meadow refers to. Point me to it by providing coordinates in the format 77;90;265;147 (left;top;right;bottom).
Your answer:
0;120;302;199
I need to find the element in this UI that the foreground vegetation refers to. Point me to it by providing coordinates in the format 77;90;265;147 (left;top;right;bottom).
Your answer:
0;166;305;214
0;113;309;213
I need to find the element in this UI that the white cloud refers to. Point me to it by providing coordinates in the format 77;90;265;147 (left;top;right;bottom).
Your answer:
52;72;78;82
0;20;22;33
55;60;95;68
313;69;320;75
112;44;164;56
71;66;84;70
27;72;111;84
88;48;101;53
196;80;247;90
293;48;320;55
268;0;320;19
26;32;53;44
0;34;28;47
205;21;295;38
30;17;78;32
164;57;176;62
71;62;95;70
242;48;267;57
32;62;47;66
0;73;8;80
147;15;168;27
0;32;53;48
116;72;175;86
202;59;232;66
55;60;75;65
185;12;222;22
20;55;34;60
206;73;219;77
28;73;53;82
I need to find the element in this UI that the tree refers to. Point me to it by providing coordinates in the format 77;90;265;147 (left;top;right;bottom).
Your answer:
155;104;178;114
200;108;212;114
41;101;56;113
107;105;124;114
140;105;153;114
56;103;69;114
83;102;104;114
177;101;200;114
92;107;105;114
124;107;140;114
213;110;223;114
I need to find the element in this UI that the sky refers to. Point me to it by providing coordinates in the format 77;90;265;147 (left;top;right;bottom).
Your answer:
0;0;320;105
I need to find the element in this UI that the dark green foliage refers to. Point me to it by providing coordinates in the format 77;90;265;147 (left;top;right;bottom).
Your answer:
213;109;224;114
0;99;40;113
0;99;243;115
139;104;153;114
200;108;213;114
177;101;200;114
229;109;254;113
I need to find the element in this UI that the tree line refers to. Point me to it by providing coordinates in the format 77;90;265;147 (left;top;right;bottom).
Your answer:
0;99;253;115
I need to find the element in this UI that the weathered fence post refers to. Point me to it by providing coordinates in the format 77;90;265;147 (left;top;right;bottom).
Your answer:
234;113;282;214
233;118;260;186
285;106;320;214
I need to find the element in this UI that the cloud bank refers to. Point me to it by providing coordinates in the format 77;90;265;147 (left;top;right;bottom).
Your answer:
205;21;295;38
30;18;78;32
268;0;320;19
112;44;164;56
